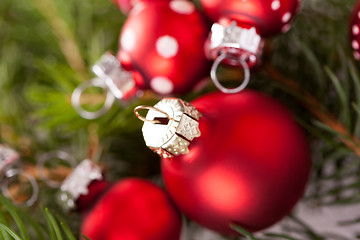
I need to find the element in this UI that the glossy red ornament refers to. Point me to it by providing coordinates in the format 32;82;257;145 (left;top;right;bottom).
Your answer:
81;178;182;240
202;0;300;69
139;91;310;234
201;0;300;37
350;0;360;61
118;0;210;95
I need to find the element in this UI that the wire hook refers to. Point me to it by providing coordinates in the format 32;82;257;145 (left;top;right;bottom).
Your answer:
134;105;175;124
210;52;250;94
71;78;115;119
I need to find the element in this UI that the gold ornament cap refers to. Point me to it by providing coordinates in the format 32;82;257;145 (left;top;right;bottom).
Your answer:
135;98;201;158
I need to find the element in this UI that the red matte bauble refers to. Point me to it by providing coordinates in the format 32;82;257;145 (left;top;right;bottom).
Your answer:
81;178;182;240
350;0;360;61
76;179;110;214
161;91;310;234
118;0;210;95
200;0;300;36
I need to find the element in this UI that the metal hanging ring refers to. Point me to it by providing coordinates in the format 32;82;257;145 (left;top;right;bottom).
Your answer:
134;105;174;124
71;78;115;120
210;52;251;94
37;151;76;188
1;169;39;207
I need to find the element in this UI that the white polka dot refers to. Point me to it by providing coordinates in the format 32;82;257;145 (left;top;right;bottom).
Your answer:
271;0;280;10
150;77;174;94
352;40;359;50
249;55;256;62
156;36;179;58
281;24;291;33
353;25;360;35
358;11;360;19
282;12;292;23
354;51;360;60
170;0;195;14
121;29;136;52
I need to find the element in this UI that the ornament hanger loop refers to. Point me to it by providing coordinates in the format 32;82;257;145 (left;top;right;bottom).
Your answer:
71;78;115;120
134;105;174;124
1;169;39;206
37;151;76;188
210;52;250;94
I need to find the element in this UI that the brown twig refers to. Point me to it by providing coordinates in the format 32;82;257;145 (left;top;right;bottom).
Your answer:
87;124;101;162
24;164;72;181
264;63;360;157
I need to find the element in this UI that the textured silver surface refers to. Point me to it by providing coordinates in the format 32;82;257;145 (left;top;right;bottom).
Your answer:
92;52;135;99
59;159;102;210
0;145;19;174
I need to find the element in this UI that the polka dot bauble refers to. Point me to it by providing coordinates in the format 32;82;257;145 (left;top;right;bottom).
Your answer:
118;0;210;95
201;0;300;68
350;0;360;61
201;0;299;37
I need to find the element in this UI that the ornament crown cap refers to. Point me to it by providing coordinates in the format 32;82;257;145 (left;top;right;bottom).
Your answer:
136;98;201;158
92;52;136;100
59;159;102;211
0;145;19;175
211;21;262;55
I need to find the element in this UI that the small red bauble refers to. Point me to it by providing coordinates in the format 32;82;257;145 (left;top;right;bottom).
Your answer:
59;160;182;240
138;91;310;234
202;0;300;68
118;0;210;95
81;178;182;240
350;0;360;61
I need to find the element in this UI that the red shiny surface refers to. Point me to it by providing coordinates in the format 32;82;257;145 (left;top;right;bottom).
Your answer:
200;0;300;37
118;1;210;95
81;178;182;240
162;91;311;234
350;0;360;61
76;179;110;214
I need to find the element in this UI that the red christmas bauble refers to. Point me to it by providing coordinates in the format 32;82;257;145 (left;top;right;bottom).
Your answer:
118;0;210;95
201;0;300;68
76;179;110;214
139;91;310;234
201;0;300;37
350;0;360;61
81;178;182;240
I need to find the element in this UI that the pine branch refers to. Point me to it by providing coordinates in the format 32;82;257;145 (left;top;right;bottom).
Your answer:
264;63;360;157
31;0;88;81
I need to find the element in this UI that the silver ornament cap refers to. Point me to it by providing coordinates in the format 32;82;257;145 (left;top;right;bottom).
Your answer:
136;98;201;158
0;145;19;175
92;52;137;100
208;21;264;67
58;159;103;211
